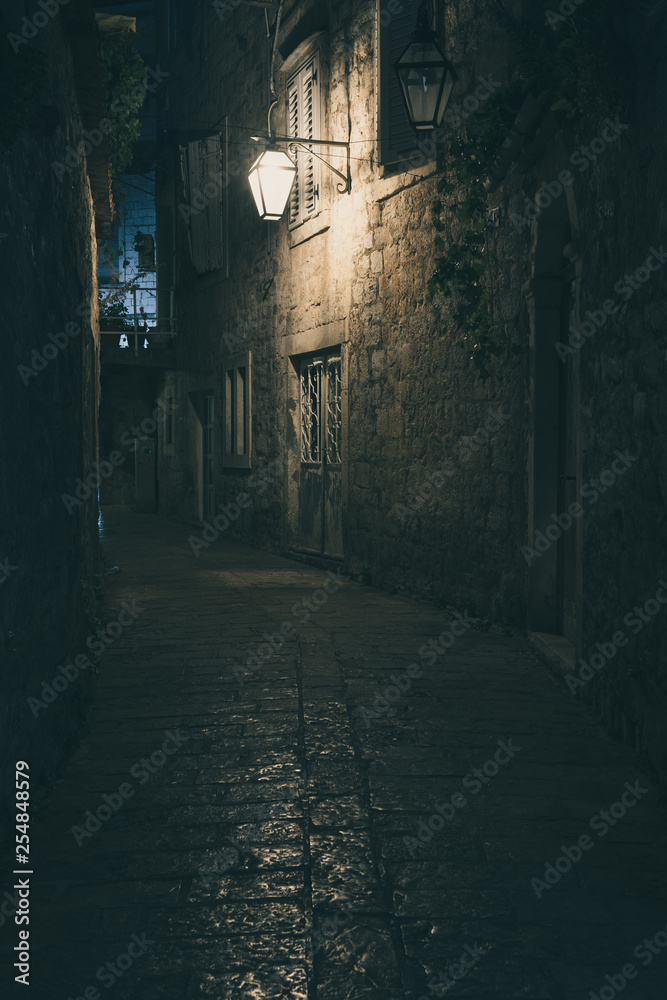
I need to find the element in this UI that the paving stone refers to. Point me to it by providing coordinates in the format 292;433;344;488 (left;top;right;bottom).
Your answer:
9;510;667;999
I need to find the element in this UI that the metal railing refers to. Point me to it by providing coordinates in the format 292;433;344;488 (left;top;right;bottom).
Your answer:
99;286;177;357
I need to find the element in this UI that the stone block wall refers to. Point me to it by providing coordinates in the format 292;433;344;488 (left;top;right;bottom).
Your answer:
0;12;101;841
561;9;667;788
158;0;667;785
160;0;531;622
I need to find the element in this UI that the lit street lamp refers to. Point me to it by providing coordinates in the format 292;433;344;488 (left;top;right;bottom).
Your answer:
395;0;457;130
248;135;351;221
248;145;298;221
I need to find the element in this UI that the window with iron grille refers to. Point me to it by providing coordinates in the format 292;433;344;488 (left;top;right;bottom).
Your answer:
377;0;422;165
300;354;341;466
287;53;321;227
223;351;252;468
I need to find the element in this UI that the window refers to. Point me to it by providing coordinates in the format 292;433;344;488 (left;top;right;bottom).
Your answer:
300;354;341;466
180;134;225;273
287;53;321;227
377;0;422;165
223;352;252;468
165;397;174;446
203;393;215;518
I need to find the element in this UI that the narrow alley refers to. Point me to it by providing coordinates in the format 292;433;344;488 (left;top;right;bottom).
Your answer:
3;0;667;997
20;512;667;1000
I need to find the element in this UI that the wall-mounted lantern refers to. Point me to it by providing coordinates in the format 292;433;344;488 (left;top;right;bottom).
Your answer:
395;0;457;130
248;135;351;221
248;145;298;221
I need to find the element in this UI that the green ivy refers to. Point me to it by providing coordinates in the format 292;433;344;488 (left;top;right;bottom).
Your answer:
99;30;147;204
429;0;629;381
429;82;524;380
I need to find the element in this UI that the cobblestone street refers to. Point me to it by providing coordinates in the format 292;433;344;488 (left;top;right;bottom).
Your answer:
15;512;667;999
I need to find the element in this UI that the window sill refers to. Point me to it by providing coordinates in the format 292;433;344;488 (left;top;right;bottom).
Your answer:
222;454;251;470
378;155;434;179
289;210;330;248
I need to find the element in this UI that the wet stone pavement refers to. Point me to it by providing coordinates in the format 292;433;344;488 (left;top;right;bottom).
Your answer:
9;511;667;999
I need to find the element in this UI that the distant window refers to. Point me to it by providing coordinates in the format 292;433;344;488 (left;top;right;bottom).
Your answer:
223;352;252;468
287;53;321;227
377;0;422;165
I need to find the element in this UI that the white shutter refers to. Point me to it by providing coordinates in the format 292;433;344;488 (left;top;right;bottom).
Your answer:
186;134;224;273
378;0;420;164
287;54;320;227
301;60;317;217
287;75;300;225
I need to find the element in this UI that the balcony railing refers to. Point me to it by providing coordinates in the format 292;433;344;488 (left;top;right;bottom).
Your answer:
99;286;177;359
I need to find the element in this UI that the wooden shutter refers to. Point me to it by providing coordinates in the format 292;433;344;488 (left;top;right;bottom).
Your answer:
187;134;224;273
287;54;320;226
287;76;300;225
378;0;420;165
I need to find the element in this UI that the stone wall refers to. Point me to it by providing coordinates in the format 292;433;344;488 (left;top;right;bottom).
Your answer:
158;0;667;786
560;8;667;788
0;9;101;841
160;0;530;622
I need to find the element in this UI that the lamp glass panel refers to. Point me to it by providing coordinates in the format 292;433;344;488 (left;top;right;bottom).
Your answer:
396;39;453;129
248;160;265;216
249;149;296;220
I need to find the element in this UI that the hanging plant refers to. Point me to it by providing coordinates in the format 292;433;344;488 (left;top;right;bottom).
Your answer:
99;29;147;203
429;83;524;380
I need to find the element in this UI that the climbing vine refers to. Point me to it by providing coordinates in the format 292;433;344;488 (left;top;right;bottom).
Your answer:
429;0;630;381
99;29;147;204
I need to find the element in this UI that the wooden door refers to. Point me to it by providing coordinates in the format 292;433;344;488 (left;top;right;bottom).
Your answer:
298;353;343;557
